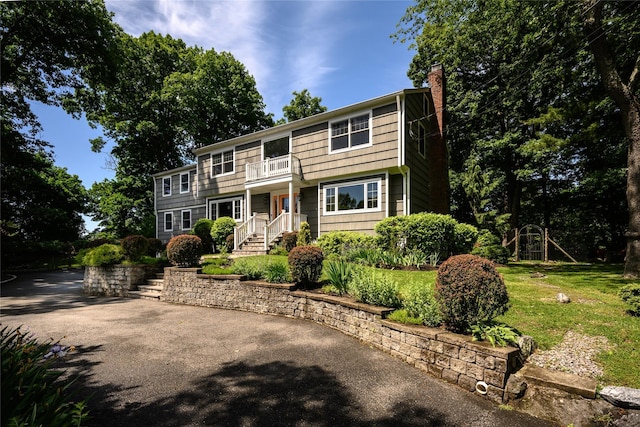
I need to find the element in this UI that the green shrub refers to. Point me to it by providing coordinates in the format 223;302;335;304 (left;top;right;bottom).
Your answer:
316;231;376;257
1;326;89;427
288;245;324;287
374;216;408;251
225;234;234;253
82;244;124;266
282;231;298;252
264;261;290;283
401;284;442;327
231;257;263;280
166;235;203;267
344;247;383;267
452;223;479;255
210;217;237;252
147;238;164;255
476;229;501;246
349;269;402;308
192;218;215;253
404;213;458;258
323;259;355;295
387;309;423;325
471;244;510;264
619;284;640;316
401;249;428;269
435;254;510;333
297;221;311;246
121;235;150;262
470;321;520;347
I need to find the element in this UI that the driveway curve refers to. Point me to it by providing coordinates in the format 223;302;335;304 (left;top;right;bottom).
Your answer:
0;270;553;427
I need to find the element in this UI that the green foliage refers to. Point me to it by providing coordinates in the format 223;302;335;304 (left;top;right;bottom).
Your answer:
404;213;458;258
435;254;510;333
191;218;215;253
345;247;384;267
471;244;511;265
225;234;234;253
166;234;203;267
121;235;150;262
387;309;423;325
82;244;124;266
282;231;298;252
619;284;640;316
288;246;324;287
316;231;376;257
401;284;442;327
147;237;164;255
210;217;236;252
374;216;407;251
401;249;429;269
1;326;90;426
263;261;290;283
230;257;263;280
281;89;328;123
452;222;478;254
349;269;402;308
323;259;355;295
297;221;311;246
471;321;520;347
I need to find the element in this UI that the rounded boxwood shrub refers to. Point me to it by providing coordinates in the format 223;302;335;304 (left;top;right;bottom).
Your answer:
192;218;215;253
282;231;298;252
147;238;164;255
121;235;150;262
210;217;237;252
404;213;458;258
288;245;324;287
435;254;509;333
166;235;203;267
374;216;408;251
82;244;124;266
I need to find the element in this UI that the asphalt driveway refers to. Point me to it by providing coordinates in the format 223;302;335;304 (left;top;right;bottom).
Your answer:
0;270;554;426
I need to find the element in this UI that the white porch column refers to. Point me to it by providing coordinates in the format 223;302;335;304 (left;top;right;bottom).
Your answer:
288;181;294;231
245;189;251;219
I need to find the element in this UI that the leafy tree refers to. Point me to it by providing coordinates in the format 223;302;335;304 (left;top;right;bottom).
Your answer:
279;89;328;124
84;32;273;236
396;0;637;274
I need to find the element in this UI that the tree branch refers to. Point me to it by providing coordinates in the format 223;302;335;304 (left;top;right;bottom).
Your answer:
629;54;640;93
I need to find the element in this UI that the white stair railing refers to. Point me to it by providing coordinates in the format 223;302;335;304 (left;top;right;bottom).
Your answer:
264;211;288;250
234;215;256;250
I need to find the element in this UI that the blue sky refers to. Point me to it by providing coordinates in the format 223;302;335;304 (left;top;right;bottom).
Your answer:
34;0;417;229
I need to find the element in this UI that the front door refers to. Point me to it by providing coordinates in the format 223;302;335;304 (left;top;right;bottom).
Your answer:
273;193;297;218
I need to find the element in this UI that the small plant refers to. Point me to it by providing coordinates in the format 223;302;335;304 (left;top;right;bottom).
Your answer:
191;218;215;253
471;229;510;264
231;257;264;280
323;259;354;295
297;221;311;246
82;244;124;266
1;326;89;427
435;254;510;333
349;269;402;308
166;234;203;267
619;284;640;316
401;249;428;269
470;321;520;347
428;251;440;267
225;234;234;253
288;245;324;287
121;235;150;262
282;231;298;252
210;217;237;253
387;309;423;325
146;237;164;256
264;261;290;283
401;284;442;327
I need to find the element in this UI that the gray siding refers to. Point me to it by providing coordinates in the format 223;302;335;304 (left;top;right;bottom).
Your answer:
157;205;206;243
155;169;203;212
388;173;404;217
404;92;431;213
299;186;319;240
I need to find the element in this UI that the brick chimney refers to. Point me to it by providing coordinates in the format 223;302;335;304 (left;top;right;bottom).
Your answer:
426;64;450;214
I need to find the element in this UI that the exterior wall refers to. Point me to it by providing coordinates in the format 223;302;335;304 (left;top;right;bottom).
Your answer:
404;92;431;213
388;173;405;217
162;267;520;403
299;186;319;240
155;169;201;212
318;173;388;235
157;205;207;242
83;265;163;296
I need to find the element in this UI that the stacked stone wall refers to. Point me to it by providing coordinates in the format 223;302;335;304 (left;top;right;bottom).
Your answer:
83;265;162;296
162;267;520;402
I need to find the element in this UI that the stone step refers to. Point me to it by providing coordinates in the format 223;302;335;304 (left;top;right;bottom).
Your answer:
138;284;163;293
128;290;162;300
146;278;165;286
518;364;597;399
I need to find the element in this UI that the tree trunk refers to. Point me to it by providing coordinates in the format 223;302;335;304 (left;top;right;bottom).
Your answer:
583;1;640;278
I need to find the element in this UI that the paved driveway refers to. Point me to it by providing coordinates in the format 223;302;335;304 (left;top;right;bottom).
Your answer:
0;270;553;427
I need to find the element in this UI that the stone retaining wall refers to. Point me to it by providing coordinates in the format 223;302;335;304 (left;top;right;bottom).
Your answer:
162;267;520;402
83;265;163;297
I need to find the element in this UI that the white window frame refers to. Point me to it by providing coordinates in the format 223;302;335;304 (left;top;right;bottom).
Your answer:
164;212;173;232
210;149;235;177
262;133;291;160
180;172;190;193
328;112;372;154
162;176;171;197
208;196;243;222
323;178;381;215
181;209;191;230
418;122;427;158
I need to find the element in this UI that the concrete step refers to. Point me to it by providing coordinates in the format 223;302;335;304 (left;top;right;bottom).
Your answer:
128;290;162;301
518;364;597;399
146;278;165;286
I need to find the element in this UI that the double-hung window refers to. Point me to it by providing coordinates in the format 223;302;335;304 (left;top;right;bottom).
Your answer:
162;177;171;196
180;172;190;193
330;113;370;152
211;149;234;176
324;179;380;214
181;210;191;230
164;212;173;231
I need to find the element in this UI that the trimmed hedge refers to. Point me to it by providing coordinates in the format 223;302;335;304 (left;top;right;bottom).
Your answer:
282;231;298;252
121;235;149;262
316;231;376;257
435;254;509;333
82;244;124;266
288;245;324;287
210;217;236;253
192;218;215;253
166;235;203;267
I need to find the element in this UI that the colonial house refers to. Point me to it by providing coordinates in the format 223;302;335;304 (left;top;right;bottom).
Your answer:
153;65;449;253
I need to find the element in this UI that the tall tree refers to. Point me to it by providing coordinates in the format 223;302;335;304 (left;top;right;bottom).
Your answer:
84;32;273;236
280;89;328;123
396;0;637;275
0;0;119;260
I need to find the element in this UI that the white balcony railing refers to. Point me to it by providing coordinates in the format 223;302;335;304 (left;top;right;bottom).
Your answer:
246;154;301;182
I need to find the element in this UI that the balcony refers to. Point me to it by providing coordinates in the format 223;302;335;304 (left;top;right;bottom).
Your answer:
245;154;301;183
